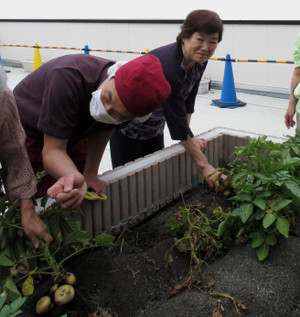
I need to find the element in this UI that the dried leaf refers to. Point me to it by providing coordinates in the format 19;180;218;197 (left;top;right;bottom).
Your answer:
22;275;34;296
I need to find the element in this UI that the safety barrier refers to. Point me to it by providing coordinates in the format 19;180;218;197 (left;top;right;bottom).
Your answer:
0;43;147;55
0;43;294;64
210;57;294;64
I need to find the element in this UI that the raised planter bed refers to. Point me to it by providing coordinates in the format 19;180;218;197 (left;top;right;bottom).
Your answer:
79;127;287;236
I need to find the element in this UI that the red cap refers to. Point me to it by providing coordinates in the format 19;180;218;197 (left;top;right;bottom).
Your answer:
114;55;171;117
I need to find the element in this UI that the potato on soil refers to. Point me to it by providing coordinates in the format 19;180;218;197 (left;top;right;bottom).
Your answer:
50;283;58;293
54;284;75;306
65;272;76;285
35;295;52;315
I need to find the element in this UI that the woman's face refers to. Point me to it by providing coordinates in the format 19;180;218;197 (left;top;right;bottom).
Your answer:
182;32;219;69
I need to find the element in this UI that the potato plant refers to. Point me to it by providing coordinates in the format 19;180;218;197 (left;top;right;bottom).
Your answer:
167;130;300;266
227;132;300;260
0;169;119;315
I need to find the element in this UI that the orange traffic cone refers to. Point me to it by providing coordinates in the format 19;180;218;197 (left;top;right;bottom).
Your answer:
33;43;42;71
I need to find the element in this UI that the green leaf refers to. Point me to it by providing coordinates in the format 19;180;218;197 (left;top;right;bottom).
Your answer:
258;191;272;198
254;209;265;220
165;218;180;234
272;199;292;212
47;212;61;240
0;304;10;316
231;207;241;217
288;157;300;164
0;291;7;310
265;233;277;246
276;217;290;238
263;213;277;229
12;240;25;261
94;233;119;247
217;221;227;238
0;249;14;266
9;296;27;313
63;217;81;232
285;181;300;198
234;192;252;202
253;172;271;182
10;310;23;317
66;230;92;245
253;197;266;210
256;243;269;261
4;278;21;303
40;195;49;208
250;232;265;248
239;203;253;223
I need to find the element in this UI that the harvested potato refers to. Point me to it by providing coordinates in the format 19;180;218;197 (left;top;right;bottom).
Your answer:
50;284;58;293
35;295;52;315
65;272;76;285
54;284;75;306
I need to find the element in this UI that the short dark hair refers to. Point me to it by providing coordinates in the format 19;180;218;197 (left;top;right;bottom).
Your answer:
177;10;223;44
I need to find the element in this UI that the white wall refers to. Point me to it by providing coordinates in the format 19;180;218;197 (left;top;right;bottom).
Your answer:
1;0;299;20
0;21;299;89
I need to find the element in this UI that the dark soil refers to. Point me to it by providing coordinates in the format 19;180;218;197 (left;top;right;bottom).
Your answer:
19;185;300;317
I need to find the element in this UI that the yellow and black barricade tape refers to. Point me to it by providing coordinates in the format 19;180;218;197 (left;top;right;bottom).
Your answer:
0;43;146;55
0;44;294;63
209;56;294;64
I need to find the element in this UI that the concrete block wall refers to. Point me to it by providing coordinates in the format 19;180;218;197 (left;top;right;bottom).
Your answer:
78;127;286;236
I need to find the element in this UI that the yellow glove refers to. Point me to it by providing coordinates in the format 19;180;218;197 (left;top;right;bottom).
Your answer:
84;191;107;201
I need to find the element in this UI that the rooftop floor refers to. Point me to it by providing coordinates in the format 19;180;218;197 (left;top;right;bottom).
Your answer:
5;66;295;174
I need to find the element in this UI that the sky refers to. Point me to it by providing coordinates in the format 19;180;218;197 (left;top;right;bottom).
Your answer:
0;0;299;20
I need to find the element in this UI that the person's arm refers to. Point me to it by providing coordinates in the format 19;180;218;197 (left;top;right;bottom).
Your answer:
165;82;225;191
43;133;87;209
181;135;227;192
0;88;53;247
46;128;113;209
186;113;206;152
83;128;114;193
285;67;300;129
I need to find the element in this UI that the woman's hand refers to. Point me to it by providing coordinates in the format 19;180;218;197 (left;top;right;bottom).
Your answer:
84;173;107;196
47;172;87;209
196;137;207;152
284;105;296;129
21;199;53;248
201;164;229;193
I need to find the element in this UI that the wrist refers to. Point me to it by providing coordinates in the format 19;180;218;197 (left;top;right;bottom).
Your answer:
20;198;35;214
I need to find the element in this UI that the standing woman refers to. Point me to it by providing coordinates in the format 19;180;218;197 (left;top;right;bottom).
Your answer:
0;64;52;247
284;33;300;130
110;9;227;191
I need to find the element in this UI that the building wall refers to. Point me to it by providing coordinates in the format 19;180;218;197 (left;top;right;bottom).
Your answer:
0;21;299;89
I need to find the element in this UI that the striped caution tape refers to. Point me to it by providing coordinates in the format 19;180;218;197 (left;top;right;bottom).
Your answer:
236;59;294;64
0;44;294;63
209;57;294;64
0;44;146;55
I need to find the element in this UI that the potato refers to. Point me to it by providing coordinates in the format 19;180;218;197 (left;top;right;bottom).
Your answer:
65;272;76;285
54;284;75;306
50;284;58;293
35;295;52;315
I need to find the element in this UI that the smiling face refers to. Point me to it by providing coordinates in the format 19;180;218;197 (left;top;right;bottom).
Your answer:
181;32;219;71
98;78;135;123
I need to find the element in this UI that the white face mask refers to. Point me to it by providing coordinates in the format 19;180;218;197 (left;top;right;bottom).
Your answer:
89;89;123;125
